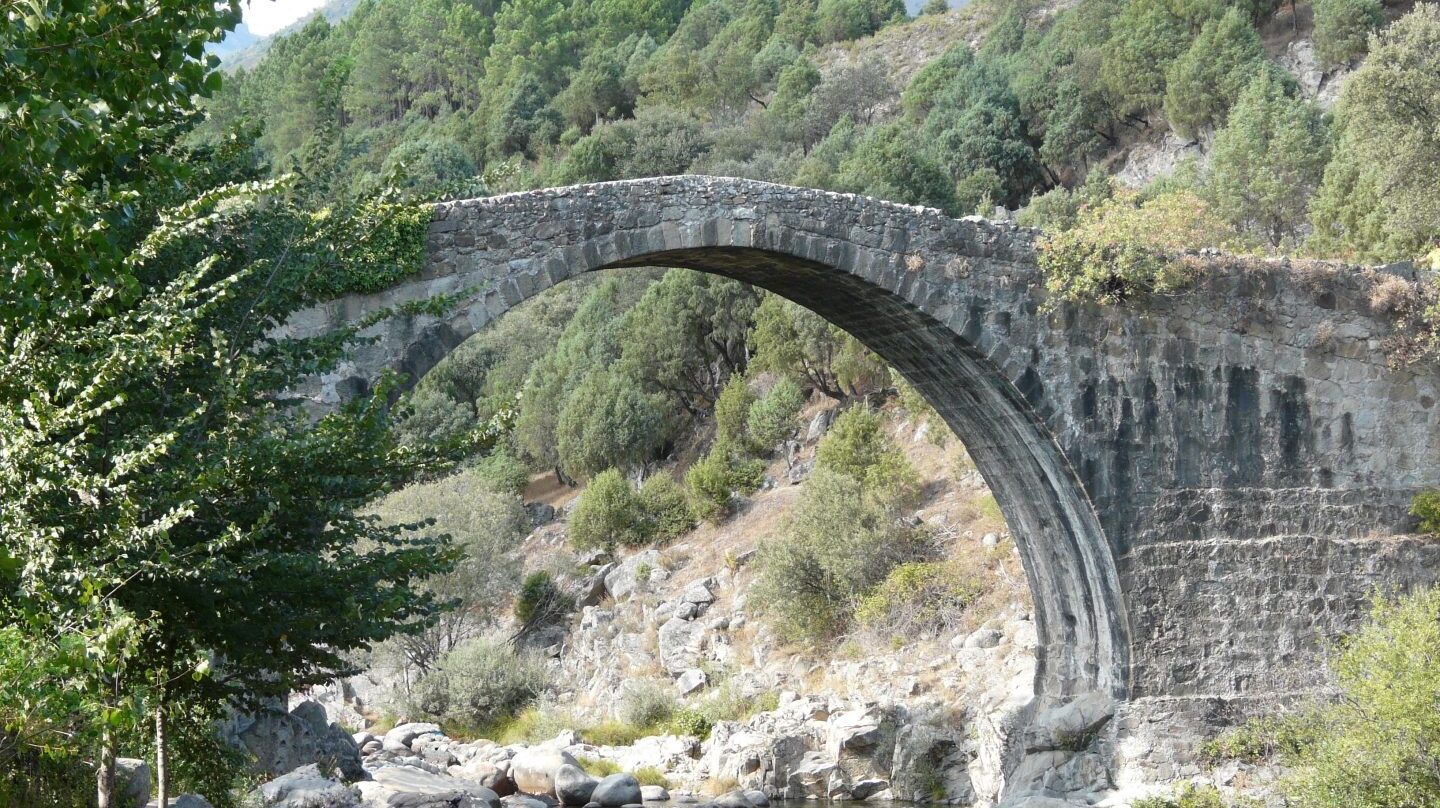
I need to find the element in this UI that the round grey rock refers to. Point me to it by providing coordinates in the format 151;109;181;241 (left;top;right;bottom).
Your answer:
743;791;769;808
714;791;754;808
554;764;599;806
591;774;642;808
640;785;670;801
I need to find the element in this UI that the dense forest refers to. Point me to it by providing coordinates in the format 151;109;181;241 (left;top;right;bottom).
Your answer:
201;0;1440;262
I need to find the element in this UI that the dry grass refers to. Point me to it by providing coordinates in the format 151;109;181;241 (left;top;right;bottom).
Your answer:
1369;274;1418;315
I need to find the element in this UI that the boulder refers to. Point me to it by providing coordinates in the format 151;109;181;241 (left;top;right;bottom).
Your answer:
504;797;552;808
676;669;708;696
962;628;1003;650
453;758;515;796
850;779;890;800
742;791;768;808
787;753;836;799
116;758;151;808
713;791;752;808
1023;692;1116;754
554;764;599;806
657;618;706;675
640;786;669;801
680;581;714;606
159;796;215;808
604;551;661;601
357;766;500;808
591;774;641;808
804;410;834;443
383;723;443;754
229;702;365;781
257;764;358;808
510;747;580;796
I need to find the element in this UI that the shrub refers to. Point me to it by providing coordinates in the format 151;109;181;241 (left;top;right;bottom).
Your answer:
855;561;988;638
474;449;531;497
409;637;548;729
713;375;756;452
751;469;929;644
619;679;677;729
633;766;672;787
515;571;574;627
686;450;765;523
583;719;652;746
1038;189;1234;304
1280;587;1440;806
1411;490;1440;535
746;378;805;451
637;473;696;543
1200;713;1324;766
667;708;715;739
815;406;921;509
577;756;623;777
1314;0;1383;68
1132;784;1226;808
571;469;644;551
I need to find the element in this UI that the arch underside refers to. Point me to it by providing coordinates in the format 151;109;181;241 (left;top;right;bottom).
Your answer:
594;245;1132;699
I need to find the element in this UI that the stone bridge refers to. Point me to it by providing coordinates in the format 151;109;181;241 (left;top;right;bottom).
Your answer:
284;176;1440;792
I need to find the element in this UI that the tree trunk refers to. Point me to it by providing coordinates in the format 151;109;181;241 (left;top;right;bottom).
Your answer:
156;700;169;808
96;724;116;808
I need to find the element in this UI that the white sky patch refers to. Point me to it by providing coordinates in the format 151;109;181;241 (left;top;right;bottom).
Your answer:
243;0;330;36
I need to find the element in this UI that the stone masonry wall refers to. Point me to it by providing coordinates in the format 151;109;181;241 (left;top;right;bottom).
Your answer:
278;176;1440;788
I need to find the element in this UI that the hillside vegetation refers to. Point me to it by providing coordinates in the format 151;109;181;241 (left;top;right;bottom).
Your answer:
202;0;1439;263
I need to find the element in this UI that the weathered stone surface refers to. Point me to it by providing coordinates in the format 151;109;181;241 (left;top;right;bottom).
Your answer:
657;617;706;675
357;766;500;808
510;748;580;796
288;175;1440;784
116;758;151;808
257;764;358;808
229;701;365;782
590;774;641;808
640;785;670;801
554;764;599;806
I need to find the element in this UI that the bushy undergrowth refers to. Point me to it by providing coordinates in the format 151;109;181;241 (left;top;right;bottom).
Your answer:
752;468;931;645
685;450;766;523
515;571;574;628
1038;189;1234;304
572;470;697;550
1132;783;1228;808
1200;588;1440;807
814;406;921;509
855;560;988;638
408;637;548;734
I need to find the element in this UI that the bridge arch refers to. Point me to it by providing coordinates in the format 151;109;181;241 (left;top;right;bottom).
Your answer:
297;176;1132;701
285;176;1440;786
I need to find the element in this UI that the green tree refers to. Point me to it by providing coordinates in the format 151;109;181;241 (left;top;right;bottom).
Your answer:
1309;6;1440;261
1280;588;1440;806
1205;71;1330;247
815;0;905;43
751;295;885;400
747;379;807;450
751;469;927;644
837;122;960;214
713;375;758;453
1161;8;1266;138
556;370;671;479
815;406;922;508
0;0;241;314
1100;0;1222;119
1313;0;1383;69
570;469;644;550
369;468;529;674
